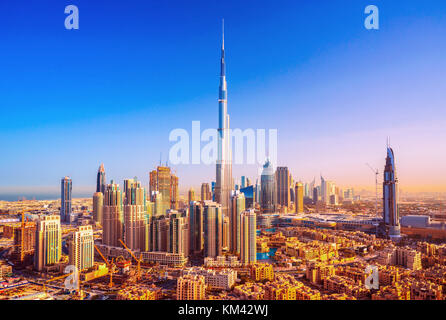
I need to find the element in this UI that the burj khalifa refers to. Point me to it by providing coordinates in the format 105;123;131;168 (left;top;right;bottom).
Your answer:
215;20;232;218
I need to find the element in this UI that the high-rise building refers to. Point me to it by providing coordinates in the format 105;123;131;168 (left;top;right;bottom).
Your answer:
230;191;245;254
93;192;104;224
215;21;233;221
241;176;246;189
69;225;94;271
149;166;178;212
201;183;212;201
240;185;255;209
123;179;146;251
383;146;401;239
320;176;328;205
176;274;206;300
169;211;187;256
189;201;204;255
203;201;223;258
12;222;36;266
103;183;124;248
34;215;62;271
261;160;276;214
61;176;72;223
240;209;257;265
149;215;169;252
188;188;196;204
276;167;291;209
96;163;106;194
222;215;230;251
170;174;179;209
295;182;304;214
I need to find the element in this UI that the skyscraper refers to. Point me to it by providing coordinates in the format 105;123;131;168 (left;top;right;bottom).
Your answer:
241;176;246;189
188;188;196;204
203;201;223;258
201;183;212;201
103;183;124;248
69;225;94;271
383;146;401;239
240;209;257;266
170;174;179;209
230;191;245;255
123;179;146;251
96;163;106;194
61;176;72;223
34;215;62;271
169;211;187;256
295;182;304;214
149;166;178;212
189;201;204;255
260;160;276;214
93;192;103;225
215;20;233;220
276;167;291;209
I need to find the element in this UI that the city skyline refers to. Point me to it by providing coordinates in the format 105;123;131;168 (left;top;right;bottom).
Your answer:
1;0;446;199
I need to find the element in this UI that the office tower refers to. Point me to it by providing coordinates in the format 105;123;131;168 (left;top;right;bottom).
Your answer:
69;225;94;271
260;160;276;214
295;182;304;214
313;187;318;203
276;167;290;208
123;179;146;251
203;201;223;258
102;183;124;247
230;191;245;254
150;216;169;252
176;274;206;300
309;178;316;200
329;194;338;205
211;182;216;201
149;166;178;211
215;21;233;221
60;176;72;222
240;185;255;208
241;176;246;189
304;183;310;198
320;176;328;204
96;163;106;194
222;215;230;251
34;215;62;271
246;177;251;187
170;174;179;209
93;192;103;224
240;209;257;265
201;183;212;201
169;211;187;255
383;146;401;239
189;202;204;255
12;222;36;266
152;191;165;217
188;188;196;204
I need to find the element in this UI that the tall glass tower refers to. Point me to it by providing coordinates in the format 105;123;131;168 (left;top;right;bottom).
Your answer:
383;147;401;239
215;20;232;219
61;176;72;222
96;163;106;194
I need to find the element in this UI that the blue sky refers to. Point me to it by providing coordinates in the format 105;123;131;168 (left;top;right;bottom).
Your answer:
1;0;446;199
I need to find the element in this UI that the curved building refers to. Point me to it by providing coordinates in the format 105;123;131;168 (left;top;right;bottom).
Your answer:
260;160;276;214
383;147;401;239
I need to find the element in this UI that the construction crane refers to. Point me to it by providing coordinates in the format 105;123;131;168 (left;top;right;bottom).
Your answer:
94;245;116;288
366;163;379;217
118;239;142;281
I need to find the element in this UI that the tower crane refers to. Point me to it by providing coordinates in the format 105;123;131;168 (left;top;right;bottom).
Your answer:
118;239;142;281
94;244;116;288
366;163;379;217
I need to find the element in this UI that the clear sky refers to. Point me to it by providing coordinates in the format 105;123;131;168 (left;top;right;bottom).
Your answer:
1;0;445;199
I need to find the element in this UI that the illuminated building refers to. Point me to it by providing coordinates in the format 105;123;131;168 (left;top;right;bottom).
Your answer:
182;267;237;290
215;20;233;221
34;215;62;271
12;222;36;266
123;179;146;251
201;183;212;201
102;183;124;248
176;274;206;300
230;191;245;254
149;166;178;211
203;201;222;258
383;146;401;239
96;163;106;194
69;225;94;271
188;188;195;204
240;209;257;265
250;263;274;281
93;192;103;224
169;211;187;256
260;160;276;214
295;182;304;214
